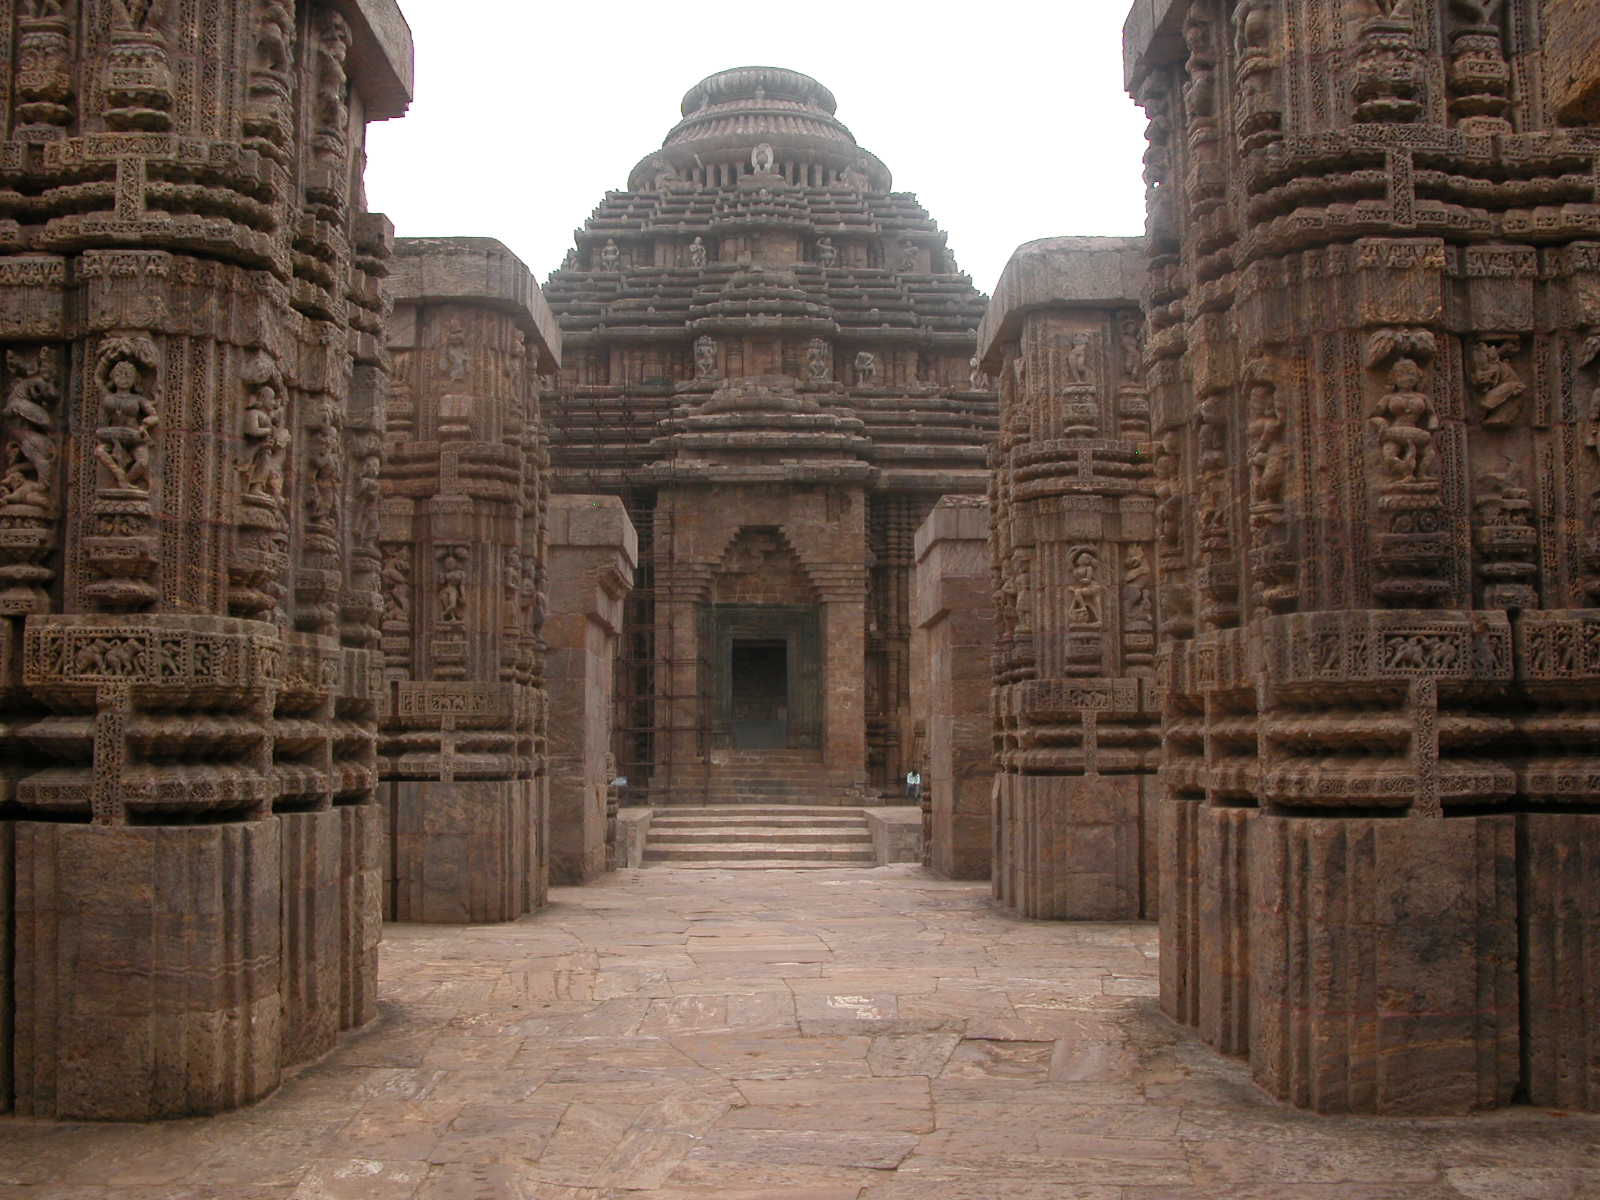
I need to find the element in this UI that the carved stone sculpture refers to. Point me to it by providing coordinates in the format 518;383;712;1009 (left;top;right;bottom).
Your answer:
0;0;412;1121
1127;0;1600;1114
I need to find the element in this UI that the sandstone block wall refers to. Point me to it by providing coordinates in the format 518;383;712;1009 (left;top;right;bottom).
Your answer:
380;237;560;924
977;237;1159;920
0;0;411;1120
546;494;637;884
1126;0;1600;1113
912;496;994;879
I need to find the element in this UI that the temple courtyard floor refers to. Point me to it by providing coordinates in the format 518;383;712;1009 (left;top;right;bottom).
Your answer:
4;864;1600;1199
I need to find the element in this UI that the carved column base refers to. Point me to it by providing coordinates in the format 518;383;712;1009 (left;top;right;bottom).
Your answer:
1249;813;1519;1114
383;780;534;924
11;821;282;1120
997;773;1154;920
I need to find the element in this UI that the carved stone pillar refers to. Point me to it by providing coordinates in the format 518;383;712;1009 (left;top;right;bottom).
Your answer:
545;494;636;884
0;0;412;1120
1126;0;1600;1113
912;496;994;880
978;237;1157;920
379;238;559;924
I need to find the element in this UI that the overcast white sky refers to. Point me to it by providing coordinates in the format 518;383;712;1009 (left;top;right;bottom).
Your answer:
364;1;1148;296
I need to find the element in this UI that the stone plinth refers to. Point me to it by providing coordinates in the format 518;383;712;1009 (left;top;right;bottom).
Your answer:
546;495;637;884
380;238;561;924
0;0;410;1120
1126;0;1600;1112
978;236;1158;920
912;496;994;880
12;823;283;1120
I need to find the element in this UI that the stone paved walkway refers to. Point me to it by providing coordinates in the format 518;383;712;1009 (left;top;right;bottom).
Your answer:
4;864;1600;1199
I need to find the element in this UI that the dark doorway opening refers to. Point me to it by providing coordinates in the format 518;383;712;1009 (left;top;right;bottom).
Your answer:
731;640;788;749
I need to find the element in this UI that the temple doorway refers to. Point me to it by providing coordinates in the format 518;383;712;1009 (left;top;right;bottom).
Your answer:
730;639;788;748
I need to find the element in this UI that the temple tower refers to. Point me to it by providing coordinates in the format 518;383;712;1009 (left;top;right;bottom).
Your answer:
543;67;998;805
1126;0;1600;1113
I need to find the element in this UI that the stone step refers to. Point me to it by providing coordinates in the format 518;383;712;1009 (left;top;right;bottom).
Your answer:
648;827;871;845
643;842;876;863
655;806;861;817
650;815;868;831
643;860;864;871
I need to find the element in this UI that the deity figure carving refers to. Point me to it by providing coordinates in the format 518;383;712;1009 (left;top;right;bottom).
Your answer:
239;351;289;502
1120;316;1143;382
816;236;836;268
1196;393;1227;473
305;417;342;528
1371;356;1440;481
969;356;991;390
437;546;468;624
1450;0;1504;24
751;142;776;173
94;340;160;494
438;320;470;382
1154;430;1184;547
649;155;678;189
1245;362;1287;505
897;239;918;273
600;238;621;272
1234;0;1271;58
1066;332;1094;384
688;236;707;268
694;335;718;380
1123;546;1154;630
854;350;878;385
381;546;410;625
1067;549;1104;628
805;337;831;383
1;348;58;511
1472;337;1525;428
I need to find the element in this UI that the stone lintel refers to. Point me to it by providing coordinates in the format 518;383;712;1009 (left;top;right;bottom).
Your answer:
976;236;1146;372
391;237;562;371
329;0;414;121
1122;0;1191;93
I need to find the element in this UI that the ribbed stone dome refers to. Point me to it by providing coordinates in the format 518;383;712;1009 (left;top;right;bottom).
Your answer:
627;66;892;193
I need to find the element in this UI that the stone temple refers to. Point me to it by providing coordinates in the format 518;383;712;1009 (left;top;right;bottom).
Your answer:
541;66;997;808
6;0;1600;1184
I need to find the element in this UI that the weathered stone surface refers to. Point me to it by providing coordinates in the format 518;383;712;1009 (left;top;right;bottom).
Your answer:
379;236;559;924
0;0;410;1119
543;67;998;806
1126;0;1600;1112
1545;0;1600;122
546;494;637;883
980;236;1157;919
912;496;994;879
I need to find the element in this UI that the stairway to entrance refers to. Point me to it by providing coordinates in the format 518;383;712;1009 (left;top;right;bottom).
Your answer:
642;806;876;869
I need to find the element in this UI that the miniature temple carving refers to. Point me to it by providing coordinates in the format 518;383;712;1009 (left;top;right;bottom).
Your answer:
1125;0;1600;1113
0;0;413;1120
380;238;560;925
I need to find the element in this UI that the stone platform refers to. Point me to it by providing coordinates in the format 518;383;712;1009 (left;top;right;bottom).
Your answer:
2;867;1594;1197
